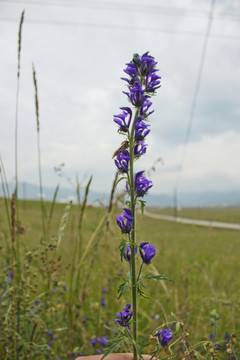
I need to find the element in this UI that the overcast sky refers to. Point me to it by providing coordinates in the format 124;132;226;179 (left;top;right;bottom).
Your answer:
0;0;240;197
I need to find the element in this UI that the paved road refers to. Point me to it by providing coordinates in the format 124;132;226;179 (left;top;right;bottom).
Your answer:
144;210;240;230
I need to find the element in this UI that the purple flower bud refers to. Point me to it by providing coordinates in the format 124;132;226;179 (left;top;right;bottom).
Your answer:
139;242;156;264
140;51;159;77
134;171;153;197
114;304;133;329
154;327;173;346
115;208;134;234
123;244;137;262
114;150;130;173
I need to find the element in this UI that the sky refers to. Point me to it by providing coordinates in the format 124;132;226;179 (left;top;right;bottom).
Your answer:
0;0;240;197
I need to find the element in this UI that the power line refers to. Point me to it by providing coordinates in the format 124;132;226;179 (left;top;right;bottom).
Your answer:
175;0;216;197
0;0;240;21
0;16;239;41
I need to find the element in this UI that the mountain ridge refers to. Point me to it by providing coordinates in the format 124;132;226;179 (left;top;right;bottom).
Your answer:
1;182;240;207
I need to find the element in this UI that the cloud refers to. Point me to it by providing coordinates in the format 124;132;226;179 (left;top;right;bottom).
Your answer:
0;0;239;195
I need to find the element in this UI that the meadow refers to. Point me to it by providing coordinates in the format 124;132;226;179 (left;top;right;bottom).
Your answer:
1;10;239;359
0;195;239;359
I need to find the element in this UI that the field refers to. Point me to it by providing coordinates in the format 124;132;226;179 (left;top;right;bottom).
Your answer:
0;196;239;359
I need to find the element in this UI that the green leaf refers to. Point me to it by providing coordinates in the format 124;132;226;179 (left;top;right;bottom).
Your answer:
101;337;126;360
143;273;174;282
136;282;150;299
117;279;130;299
175;321;181;333
138;199;146;215
115;176;127;187
119;239;128;262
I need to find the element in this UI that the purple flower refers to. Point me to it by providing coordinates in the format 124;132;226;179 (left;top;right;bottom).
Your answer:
134;141;147;157
123;62;138;80
154;327;173;346
101;336;108;346
114;150;130;173
90;338;97;347
123;244;137;262
115;208;134;234
146;72;161;93
34;300;40;306
6;270;13;281
124;82;145;107
114;304;133;329
140;97;154;116
113;107;132;132
140;51;158;77
135;118;150;142
101;296;106;307
134;171;153;197
139;242;156;264
63;283;67;291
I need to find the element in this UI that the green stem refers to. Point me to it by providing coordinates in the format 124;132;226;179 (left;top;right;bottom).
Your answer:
129;108;139;360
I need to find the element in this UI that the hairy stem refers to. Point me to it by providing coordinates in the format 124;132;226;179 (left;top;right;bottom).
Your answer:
129;109;139;360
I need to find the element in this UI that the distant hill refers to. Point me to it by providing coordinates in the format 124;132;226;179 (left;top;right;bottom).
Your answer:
1;182;240;208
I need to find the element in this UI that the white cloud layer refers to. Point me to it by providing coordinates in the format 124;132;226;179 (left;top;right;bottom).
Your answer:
0;0;240;195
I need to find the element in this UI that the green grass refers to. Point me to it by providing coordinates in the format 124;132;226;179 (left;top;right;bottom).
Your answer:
1;198;239;358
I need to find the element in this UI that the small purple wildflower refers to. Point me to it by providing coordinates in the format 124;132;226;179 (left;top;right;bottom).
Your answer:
101;336;108;346
135;118;150;142
124;81;146;107
90;338;97;347
113;107;132;133
101;296;106;307
34;299;40;306
140;97;154;116
134;171;153;197
6;270;13;281
123;244;137;262
63;283;68;291
139;242;156;264
151;314;160;321
154;327;173;346
49;340;54;346
115;208;134;234
134;141;147;157
114;303;133;330
114;150;130;173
